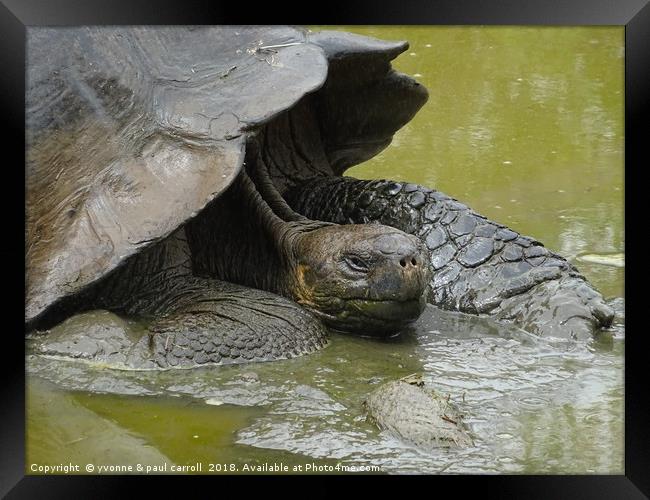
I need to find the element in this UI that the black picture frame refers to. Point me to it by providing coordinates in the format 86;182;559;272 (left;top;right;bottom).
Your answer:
1;1;646;497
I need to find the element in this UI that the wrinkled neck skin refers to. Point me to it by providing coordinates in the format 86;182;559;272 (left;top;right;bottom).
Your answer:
187;97;338;299
185;136;331;301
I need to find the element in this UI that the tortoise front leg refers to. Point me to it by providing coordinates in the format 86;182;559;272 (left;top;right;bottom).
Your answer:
143;277;328;368
29;278;328;370
285;176;614;340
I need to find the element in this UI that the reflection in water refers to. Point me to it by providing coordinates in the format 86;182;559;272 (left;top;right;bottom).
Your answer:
577;253;625;268
26;377;174;470
518;385;624;474
27;304;624;474
26;27;624;474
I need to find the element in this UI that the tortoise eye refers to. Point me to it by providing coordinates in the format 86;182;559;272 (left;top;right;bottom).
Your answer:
344;255;369;272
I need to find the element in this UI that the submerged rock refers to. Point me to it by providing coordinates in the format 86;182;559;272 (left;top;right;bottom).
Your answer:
363;374;473;450
26;310;158;370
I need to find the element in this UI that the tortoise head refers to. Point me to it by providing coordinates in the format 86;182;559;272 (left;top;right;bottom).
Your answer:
290;224;430;336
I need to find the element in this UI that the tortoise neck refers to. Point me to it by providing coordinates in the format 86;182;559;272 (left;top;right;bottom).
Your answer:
242;154;333;296
185;150;330;299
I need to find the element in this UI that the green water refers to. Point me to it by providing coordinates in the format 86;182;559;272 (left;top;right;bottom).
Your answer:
26;27;624;475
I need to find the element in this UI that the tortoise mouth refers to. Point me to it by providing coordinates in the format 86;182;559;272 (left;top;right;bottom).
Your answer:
306;296;426;337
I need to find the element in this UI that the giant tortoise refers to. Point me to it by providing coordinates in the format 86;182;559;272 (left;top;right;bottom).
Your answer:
26;26;614;369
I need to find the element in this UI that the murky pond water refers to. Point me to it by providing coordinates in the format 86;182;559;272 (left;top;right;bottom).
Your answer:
26;27;624;475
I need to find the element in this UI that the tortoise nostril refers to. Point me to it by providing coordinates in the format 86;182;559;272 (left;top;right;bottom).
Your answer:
399;256;420;268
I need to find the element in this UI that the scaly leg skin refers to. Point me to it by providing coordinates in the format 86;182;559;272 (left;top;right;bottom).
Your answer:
28;281;328;370
145;278;328;368
285;177;614;340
